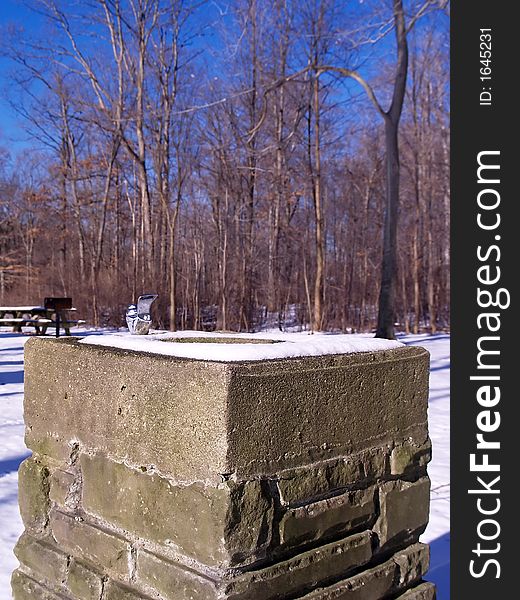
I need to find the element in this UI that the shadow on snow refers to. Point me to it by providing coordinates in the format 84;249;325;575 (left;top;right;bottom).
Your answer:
0;360;24;367
0;370;24;386
430;362;450;373
0;455;30;477
425;531;450;599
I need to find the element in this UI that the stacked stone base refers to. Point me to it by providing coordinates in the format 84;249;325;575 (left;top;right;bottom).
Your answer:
13;338;435;600
13;439;434;600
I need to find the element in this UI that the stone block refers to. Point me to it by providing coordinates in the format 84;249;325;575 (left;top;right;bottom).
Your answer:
81;453;272;567
24;338;230;483
49;469;77;507
298;558;396;599
136;550;218;599
394;543;430;586
223;531;373;600
24;338;428;481
360;446;389;480
277;458;364;507
276;446;388;508
18;456;50;533
104;581;151;600
11;570;68;600
227;348;429;478
390;439;432;476
50;511;130;578
292;542;430;599
14;533;68;587
24;432;76;464
397;582;436;599
67;560;103;600
279;487;375;548
374;478;431;550
225;478;274;565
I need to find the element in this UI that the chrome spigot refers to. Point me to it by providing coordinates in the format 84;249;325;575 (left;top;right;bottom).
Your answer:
126;294;158;335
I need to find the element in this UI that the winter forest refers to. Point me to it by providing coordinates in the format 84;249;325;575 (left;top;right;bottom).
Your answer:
0;0;450;336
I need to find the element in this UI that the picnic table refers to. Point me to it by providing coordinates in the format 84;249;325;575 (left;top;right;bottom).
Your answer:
0;305;84;336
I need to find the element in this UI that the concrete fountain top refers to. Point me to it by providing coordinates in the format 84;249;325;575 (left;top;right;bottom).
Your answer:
77;330;403;362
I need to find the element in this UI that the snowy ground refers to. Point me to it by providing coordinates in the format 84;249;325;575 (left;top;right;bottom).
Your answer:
0;329;449;599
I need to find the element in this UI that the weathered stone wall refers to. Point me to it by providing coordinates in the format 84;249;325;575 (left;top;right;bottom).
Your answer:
13;337;435;599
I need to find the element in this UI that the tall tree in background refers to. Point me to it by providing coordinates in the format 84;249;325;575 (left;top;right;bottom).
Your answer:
303;0;329;332
317;0;436;338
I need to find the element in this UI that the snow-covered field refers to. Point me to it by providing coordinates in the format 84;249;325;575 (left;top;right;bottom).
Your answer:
0;329;449;599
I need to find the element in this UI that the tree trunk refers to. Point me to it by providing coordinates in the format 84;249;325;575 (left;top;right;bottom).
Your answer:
169;226;176;330
426;219;436;333
312;73;325;332
375;0;409;339
376;118;400;339
412;227;420;334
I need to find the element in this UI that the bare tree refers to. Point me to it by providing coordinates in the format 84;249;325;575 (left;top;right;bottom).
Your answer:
1;0;449;334
315;0;437;338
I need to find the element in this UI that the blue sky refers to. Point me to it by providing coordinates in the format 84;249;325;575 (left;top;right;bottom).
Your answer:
0;0;41;150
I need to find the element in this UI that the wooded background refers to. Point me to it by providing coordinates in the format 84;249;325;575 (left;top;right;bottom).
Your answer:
0;0;449;334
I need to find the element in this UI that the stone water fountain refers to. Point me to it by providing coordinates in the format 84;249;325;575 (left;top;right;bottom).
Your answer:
12;326;435;599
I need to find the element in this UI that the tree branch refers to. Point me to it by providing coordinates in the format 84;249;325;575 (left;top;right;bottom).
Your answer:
316;65;386;118
405;0;437;35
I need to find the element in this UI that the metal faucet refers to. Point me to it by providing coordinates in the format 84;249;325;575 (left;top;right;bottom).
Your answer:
126;294;158;335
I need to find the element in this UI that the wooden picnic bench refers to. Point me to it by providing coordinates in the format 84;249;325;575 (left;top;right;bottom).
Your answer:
0;304;85;336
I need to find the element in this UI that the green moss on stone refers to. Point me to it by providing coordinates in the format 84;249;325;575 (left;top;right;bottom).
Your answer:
81;454;271;568
68;560;103;600
18;457;50;532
